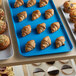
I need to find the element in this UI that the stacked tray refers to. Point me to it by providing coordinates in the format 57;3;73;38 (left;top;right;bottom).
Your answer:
8;0;73;57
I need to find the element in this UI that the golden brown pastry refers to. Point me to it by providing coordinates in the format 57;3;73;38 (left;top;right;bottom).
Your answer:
39;0;49;7
69;10;76;23
37;23;46;34
0;20;7;34
63;1;76;13
55;36;65;48
14;0;24;8
32;10;41;20
51;22;60;33
0;8;4;20
74;23;76;32
27;0;36;7
0;67;14;76
0;34;10;50
45;9;54;19
25;40;36;52
17;11;27;22
22;25;31;37
41;36;51;49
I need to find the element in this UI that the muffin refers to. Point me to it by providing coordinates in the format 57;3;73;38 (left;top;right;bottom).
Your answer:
0;20;7;34
0;8;4;20
63;1;76;13
0;34;10;50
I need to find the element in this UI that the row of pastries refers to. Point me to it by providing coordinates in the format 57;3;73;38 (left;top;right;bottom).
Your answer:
14;0;49;8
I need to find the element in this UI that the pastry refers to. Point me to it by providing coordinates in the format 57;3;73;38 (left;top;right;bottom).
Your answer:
0;67;14;76
45;9;54;19
63;1;76;13
25;40;36;52
46;61;55;65
41;36;51;50
37;23;46;34
33;68;45;76
32;10;41;20
0;8;4;20
32;63;41;66
17;11;27;22
22;25;31;37
47;66;59;76
55;36;65;48
0;34;10;50
59;60;69;64
14;0;24;8
39;0;49;7
27;0;36;7
0;20;7;34
74;23;76;32
51;22;60;33
61;65;74;75
69;10;76;23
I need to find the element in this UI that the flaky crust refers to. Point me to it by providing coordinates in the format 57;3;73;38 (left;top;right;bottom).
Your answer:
25;40;36;52
63;1;76;13
17;11;27;22
41;36;51;49
39;0;49;7
22;25;31;37
45;9;54;19
0;34;10;50
32;10;41;20
0;20;7;34
51;22;60;33
55;36;65;48
14;0;24;8
37;23;46;34
27;0;36;7
0;8;4;20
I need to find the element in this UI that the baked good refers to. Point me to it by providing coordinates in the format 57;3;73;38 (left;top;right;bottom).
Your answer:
0;8;4;20
63;1;76;13
47;66;59;76
0;67;14;76
0;34;10;50
39;0;49;7
55;36;65;48
17;11;27;22
0;20;7;34
14;0;24;8
61;65;74;75
51;22;60;33
69;10;76;23
74;23;76;32
32;10;41;20
25;40;36;52
45;9;54;19
46;61;55;65
33;68;45;76
41;36;51;49
27;0;36;7
37;23;46;34
22;25;31;37
59;60;69;64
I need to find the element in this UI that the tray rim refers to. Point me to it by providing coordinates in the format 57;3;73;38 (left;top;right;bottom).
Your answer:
0;0;14;60
7;0;73;57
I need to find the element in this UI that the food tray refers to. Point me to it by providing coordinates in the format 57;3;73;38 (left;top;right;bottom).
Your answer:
60;6;76;40
8;0;73;57
26;59;76;76
0;0;14;60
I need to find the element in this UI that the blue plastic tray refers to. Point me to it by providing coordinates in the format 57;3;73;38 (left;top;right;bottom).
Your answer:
8;0;73;57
